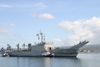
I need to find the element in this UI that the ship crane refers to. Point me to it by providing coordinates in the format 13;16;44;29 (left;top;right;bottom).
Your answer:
22;43;28;48
16;43;20;51
7;44;11;50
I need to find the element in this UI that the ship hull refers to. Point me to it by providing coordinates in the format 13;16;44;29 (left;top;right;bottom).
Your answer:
4;48;80;57
7;53;78;57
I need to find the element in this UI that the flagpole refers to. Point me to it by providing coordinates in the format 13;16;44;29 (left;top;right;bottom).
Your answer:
36;30;44;43
40;32;43;42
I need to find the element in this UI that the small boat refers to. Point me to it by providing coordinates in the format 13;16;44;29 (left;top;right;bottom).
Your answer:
3;53;9;57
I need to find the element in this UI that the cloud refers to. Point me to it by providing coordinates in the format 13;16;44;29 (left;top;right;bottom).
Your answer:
34;3;47;7
10;23;16;26
30;12;36;17
0;35;2;37
0;42;2;44
0;28;12;38
53;38;62;42
0;4;12;7
0;23;6;25
58;17;100;46
39;13;55;19
53;38;63;46
0;22;13;37
0;29;12;33
23;5;32;7
12;33;20;36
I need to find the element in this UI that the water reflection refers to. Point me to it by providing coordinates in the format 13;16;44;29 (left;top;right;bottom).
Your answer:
16;57;82;67
16;57;54;67
1;53;100;67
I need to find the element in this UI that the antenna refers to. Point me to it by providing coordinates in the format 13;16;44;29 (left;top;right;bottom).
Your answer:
36;30;45;42
40;29;41;33
40;31;43;42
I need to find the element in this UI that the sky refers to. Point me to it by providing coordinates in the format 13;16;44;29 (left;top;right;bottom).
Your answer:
0;0;100;48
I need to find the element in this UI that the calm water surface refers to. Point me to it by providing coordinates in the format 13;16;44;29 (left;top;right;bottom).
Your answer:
0;53;100;67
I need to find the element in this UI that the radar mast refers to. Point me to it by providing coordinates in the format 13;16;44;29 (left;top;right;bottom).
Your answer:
40;30;44;42
36;30;45;43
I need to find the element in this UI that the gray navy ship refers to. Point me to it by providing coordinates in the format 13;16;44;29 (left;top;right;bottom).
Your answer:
2;31;89;57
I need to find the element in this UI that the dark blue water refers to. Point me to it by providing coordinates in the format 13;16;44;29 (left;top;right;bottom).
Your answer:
0;53;100;67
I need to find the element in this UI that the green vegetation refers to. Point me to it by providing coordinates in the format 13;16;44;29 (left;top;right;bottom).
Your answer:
80;50;83;52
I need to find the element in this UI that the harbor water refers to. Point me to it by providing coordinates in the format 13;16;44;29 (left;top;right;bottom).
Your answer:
0;53;100;67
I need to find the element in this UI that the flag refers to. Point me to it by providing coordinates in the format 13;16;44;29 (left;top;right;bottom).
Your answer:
36;34;38;36
36;34;40;40
44;36;45;40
